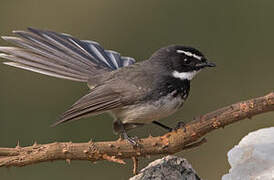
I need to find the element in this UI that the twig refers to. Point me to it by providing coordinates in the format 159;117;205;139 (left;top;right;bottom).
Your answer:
0;92;273;167
132;157;138;175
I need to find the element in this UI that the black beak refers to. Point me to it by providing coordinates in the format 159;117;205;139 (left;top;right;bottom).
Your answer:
195;61;216;68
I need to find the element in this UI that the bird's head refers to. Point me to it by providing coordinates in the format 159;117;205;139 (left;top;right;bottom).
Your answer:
152;45;216;80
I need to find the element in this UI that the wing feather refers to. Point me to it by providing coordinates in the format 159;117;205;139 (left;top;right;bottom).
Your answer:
52;86;122;126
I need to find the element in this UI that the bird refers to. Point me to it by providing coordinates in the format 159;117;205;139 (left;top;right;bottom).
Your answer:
0;28;215;145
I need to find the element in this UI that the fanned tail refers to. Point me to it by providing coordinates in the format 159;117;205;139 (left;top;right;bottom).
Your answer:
0;28;135;82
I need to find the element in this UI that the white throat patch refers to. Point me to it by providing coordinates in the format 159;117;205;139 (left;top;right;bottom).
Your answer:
172;70;200;80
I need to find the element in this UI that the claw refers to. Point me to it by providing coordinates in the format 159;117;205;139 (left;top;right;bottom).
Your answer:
174;121;186;132
122;132;139;147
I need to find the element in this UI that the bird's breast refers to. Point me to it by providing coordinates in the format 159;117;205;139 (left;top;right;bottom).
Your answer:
114;91;185;124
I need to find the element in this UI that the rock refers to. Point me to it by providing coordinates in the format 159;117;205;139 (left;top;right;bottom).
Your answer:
129;155;201;180
222;127;274;180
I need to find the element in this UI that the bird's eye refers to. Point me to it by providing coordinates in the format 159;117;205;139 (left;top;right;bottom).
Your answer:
184;58;190;63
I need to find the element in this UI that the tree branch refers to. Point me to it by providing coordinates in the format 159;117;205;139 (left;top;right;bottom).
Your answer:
0;92;273;167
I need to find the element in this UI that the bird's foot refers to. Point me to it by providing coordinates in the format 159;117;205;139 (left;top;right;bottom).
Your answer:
172;121;186;132
122;132;140;147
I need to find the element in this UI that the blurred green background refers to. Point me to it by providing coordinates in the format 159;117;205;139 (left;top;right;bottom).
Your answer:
0;0;273;179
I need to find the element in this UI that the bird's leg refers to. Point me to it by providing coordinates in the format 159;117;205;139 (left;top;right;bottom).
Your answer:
113;120;139;147
152;120;186;132
152;121;173;132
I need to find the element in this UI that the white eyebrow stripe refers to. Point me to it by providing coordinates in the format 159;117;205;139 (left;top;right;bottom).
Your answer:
176;50;202;60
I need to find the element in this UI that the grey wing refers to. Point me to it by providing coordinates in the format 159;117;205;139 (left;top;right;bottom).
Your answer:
0;28;136;82
52;85;123;126
52;76;148;126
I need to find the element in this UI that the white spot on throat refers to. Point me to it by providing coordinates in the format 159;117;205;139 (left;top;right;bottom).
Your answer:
176;50;202;60
172;70;200;80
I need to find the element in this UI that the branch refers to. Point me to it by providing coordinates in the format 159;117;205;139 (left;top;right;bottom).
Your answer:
0;92;273;168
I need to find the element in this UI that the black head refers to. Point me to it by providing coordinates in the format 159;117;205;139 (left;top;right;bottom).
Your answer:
151;45;216;80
